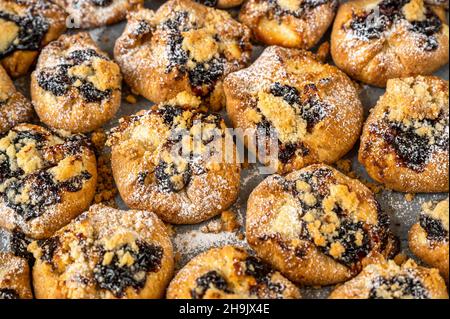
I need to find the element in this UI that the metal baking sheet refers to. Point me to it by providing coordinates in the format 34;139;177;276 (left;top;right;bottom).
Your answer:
1;0;449;299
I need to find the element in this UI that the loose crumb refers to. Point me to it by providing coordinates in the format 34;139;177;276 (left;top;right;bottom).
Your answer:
126;94;137;104
221;210;240;232
405;193;416;202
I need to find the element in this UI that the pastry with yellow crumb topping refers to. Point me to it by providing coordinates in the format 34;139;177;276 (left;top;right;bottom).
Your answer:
31;32;122;133
167;246;301;299
240;0;338;49
29;204;174;299
0;0;67;78
331;0;449;87
108;96;241;225
329;259;448;299
53;0;143;29
0;124;97;239
0;252;32;299
409;198;449;282
246;164;398;286
359;76;449;193
114;0;253;111
224;46;363;174
0;65;33;134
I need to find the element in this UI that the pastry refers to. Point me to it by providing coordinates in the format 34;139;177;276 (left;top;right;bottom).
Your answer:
29;204;174;299
246;164;398;286
224;46;363;174
0;0;67;77
114;0;252;111
240;0;338;49
359;76;449;193
0;252;32;299
409;198;449;282
167;246;301;299
108;95;241;224
0;65;33;134
31;32;122;133
331;0;449;87
329;259;449;299
0;124;97;239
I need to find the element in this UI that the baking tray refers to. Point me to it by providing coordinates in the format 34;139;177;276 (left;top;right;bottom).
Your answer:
1;0;449;299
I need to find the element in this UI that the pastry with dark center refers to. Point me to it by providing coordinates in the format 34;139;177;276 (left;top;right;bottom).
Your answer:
114;0;253;111
224;46;363;174
246;164;399;286
409;198;449;282
0;252;32;299
0;0;66;77
331;0;449;87
195;0;244;8
167;246;301;299
359;76;448;193
28;204;174;299
0;124;97;239
53;0;143;29
0;65;33;134
240;0;338;49
31;32;122;133
107;94;241;224
329;259;448;299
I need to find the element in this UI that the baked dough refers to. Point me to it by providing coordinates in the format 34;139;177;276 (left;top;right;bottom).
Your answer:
0;252;32;299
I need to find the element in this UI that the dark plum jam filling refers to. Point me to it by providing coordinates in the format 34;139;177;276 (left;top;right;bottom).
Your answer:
93;241;163;297
0;288;20;299
90;0;113;6
420;215;449;242
369;275;429;299
269;0;336;19
191;270;230;299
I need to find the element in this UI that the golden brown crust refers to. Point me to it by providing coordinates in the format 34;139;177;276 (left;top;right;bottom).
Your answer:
54;0;143;29
29;204;174;299
224;46;363;174
246;164;397;286
0;0;67;77
167;245;301;299
409;198;449;282
331;0;449;87
239;0;338;49
358;76;449;193
0;65;33;134
108;96;241;225
114;0;253;111
329;259;449;299
0;252;32;299
31;32;122;134
0;124;97;239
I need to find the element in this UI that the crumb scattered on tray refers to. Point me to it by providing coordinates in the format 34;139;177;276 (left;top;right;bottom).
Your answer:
405;193;416;202
126;94;137;104
221;210;240;232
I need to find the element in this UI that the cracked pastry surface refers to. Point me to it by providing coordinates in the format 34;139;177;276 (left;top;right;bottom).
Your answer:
409;198;449;282
114;0;253;111
0;252;32;299
0;65;33;134
329;259;448;299
167;246;301;299
31;32;122;134
28;204;174;299
239;0;338;49
246;164;398;286
331;0;449;87
224;46;363;174
0;0;67;78
358;76;449;193
107;95;241;225
54;0;143;29
0;124;97;239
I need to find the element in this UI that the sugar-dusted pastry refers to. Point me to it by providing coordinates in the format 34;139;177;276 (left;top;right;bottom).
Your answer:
409;198;449;282
0;252;32;299
240;0;338;49
114;0;252;111
331;0;449;87
29;204;174;299
0;65;33;134
0;0;66;77
167;246;301;299
359;76;449;193
224;46;363;174
31;32;122;133
0;124;97;239
196;0;244;8
329;259;448;299
246;164;398;286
